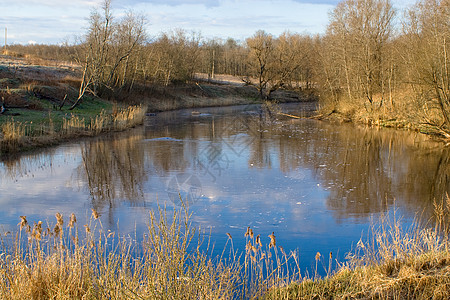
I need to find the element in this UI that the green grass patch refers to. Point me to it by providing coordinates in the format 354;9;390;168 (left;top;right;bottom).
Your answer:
0;101;145;154
0;97;113;133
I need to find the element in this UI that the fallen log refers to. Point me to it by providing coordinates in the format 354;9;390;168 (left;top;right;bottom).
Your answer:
278;112;303;119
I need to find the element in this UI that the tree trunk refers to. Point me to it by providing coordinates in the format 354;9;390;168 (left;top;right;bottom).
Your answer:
435;84;450;128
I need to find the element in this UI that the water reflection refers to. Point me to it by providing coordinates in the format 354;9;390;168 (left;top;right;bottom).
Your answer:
292;124;449;220
0;151;58;180
78;130;147;210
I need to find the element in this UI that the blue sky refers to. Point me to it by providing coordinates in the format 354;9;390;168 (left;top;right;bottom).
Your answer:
0;0;417;45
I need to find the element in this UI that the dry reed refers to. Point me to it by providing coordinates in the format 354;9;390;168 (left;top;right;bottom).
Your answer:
61;114;86;134
266;196;450;299
0;119;26;152
112;104;147;130
0;204;304;299
0;206;243;299
0;104;147;154
1;197;449;299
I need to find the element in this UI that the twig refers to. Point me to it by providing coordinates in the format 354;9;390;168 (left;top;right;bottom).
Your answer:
59;94;67;110
277;112;323;120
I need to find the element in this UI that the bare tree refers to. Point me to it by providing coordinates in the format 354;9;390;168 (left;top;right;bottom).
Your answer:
145;30;201;86
244;30;275;99
403;0;450;132
325;0;395;109
107;11;146;90
71;0;146;109
244;30;304;100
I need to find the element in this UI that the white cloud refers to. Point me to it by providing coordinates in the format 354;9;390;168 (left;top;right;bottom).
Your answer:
141;0;333;40
0;0;421;44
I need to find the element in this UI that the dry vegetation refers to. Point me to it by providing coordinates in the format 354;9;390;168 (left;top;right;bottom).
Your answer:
266;196;450;299
0;206;297;299
1;104;147;154
0;0;448;298
1;197;449;299
314;0;450;141
0;49;148;154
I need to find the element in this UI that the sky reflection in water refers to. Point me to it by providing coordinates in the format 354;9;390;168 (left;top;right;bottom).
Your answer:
0;103;449;275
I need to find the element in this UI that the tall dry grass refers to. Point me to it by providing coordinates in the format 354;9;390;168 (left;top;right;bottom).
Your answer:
0;119;26;152
62;114;86;135
267;196;450;299
112;104;148;130
0;207;238;299
1;196;449;299
0;204;305;299
0;104;147;153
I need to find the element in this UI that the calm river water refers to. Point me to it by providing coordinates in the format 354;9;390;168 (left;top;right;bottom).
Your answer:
1;103;449;274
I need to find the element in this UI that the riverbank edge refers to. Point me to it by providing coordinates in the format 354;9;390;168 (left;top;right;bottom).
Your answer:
0;104;147;157
314;105;450;145
265;249;450;299
0;79;317;157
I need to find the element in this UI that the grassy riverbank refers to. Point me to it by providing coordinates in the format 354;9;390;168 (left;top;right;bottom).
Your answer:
0;103;147;155
0;53;315;155
317;90;450;142
1;197;449;299
0;54;148;155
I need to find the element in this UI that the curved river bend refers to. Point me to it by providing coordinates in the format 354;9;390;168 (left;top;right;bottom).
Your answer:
1;103;449;274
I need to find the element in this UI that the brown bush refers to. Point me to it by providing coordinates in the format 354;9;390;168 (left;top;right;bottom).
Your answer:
0;90;44;110
59;75;81;88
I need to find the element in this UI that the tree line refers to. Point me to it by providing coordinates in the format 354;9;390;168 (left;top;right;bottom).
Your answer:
4;0;449;134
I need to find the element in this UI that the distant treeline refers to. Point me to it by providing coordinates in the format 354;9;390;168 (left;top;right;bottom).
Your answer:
4;0;449;134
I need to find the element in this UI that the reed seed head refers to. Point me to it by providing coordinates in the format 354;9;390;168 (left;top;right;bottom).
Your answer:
18;216;28;229
245;226;250;237
55;212;63;226
31;221;43;240
68;213;77;228
226;232;232;240
54;224;62;238
92;209;99;219
256;234;262;247
268;232;276;248
315;252;321;261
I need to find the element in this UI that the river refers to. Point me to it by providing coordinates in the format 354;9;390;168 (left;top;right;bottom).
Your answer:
1;103;448;275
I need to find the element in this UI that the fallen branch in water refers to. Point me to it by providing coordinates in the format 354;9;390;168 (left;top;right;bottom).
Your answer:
277;112;324;120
